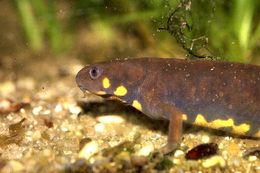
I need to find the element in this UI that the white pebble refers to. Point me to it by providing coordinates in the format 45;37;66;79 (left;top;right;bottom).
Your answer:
218;143;224;149
201;135;210;143
97;115;125;124
32;106;43;115
174;150;184;157
248;156;257;162
224;136;232;141
54;104;63;112
78;141;99;160
69;105;81;115
94;123;105;133
136;143;154;156
61;127;69;132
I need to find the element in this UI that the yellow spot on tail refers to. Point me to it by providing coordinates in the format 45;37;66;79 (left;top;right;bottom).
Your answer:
254;130;260;138
182;114;188;121
102;77;110;89
194;114;250;135
114;86;127;96
132;100;142;111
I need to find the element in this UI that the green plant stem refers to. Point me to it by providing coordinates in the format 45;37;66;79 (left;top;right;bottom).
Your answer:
15;0;43;51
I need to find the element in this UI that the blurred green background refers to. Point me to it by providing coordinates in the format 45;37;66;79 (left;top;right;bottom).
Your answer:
1;0;260;64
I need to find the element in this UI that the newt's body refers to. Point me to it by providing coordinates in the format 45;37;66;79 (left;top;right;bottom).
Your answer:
76;58;260;153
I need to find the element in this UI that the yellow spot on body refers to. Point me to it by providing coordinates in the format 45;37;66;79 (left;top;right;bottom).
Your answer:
132;100;142;111
194;114;250;135
114;86;127;96
96;91;106;95
232;123;250;135
182;114;188;121
254;130;260;138
194;114;208;126
210;119;234;128
102;77;110;89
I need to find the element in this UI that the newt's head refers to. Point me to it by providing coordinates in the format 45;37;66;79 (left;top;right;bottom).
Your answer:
75;59;146;99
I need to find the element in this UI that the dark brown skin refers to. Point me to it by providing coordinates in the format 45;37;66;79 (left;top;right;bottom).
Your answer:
76;58;260;153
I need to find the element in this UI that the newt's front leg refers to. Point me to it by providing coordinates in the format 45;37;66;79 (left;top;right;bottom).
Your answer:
160;105;183;154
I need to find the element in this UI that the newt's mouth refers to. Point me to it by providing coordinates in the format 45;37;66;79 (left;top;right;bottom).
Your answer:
101;94;113;98
77;84;87;92
102;95;127;103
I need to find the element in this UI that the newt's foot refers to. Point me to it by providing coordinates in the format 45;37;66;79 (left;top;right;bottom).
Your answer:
160;143;179;154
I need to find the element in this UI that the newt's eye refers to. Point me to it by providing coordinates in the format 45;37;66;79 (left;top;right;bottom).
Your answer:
89;66;102;80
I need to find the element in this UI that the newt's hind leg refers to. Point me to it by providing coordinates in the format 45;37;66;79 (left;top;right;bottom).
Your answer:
160;105;183;154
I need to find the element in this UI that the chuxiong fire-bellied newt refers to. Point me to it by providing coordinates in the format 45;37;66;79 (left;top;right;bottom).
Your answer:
76;58;260;153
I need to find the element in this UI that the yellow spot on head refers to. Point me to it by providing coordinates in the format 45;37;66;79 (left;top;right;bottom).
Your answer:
114;86;127;96
132;100;142;111
182;114;188;121
102;77;110;89
194;114;250;135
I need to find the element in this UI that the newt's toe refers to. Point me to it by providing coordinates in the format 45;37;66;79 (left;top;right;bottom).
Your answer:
160;143;179;154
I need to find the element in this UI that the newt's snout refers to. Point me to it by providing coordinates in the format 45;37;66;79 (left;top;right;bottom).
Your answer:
75;67;88;92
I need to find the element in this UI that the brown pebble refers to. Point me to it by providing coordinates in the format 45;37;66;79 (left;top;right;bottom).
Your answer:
44;119;54;128
131;155;148;166
186;143;218;160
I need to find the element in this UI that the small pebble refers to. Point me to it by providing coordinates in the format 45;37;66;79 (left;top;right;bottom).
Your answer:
174;150;184;157
42;149;52;157
150;134;161;140
218;143;224;149
54;104;63;112
224;136;232;141
69;105;81;115
42;110;51;115
61;127;69;132
0;81;15;96
222;150;229;160
0;99;11;110
32;130;42;140
78;141;99;160
248;156;257;162
94;123;105;133
32;106;43;115
201;135;210;143
136;143;154;156
256;166;260;171
8;160;25;172
186;143;218;160
172;158;181;165
202;156;226;168
97;115;125;124
131;155;148;166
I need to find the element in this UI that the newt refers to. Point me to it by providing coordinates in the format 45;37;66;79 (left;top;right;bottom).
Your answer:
76;58;260;153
